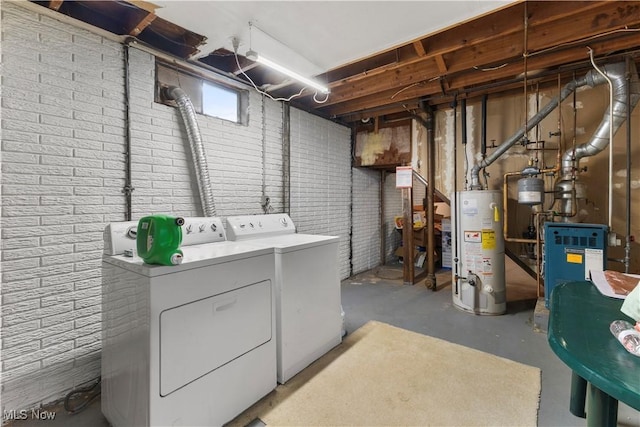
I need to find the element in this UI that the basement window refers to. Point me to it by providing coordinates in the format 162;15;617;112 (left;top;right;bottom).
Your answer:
202;82;238;122
156;62;248;124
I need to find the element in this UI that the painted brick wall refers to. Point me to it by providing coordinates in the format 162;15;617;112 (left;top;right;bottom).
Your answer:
1;3;126;411
289;108;352;279
351;168;381;274
126;50;284;219
1;4;359;413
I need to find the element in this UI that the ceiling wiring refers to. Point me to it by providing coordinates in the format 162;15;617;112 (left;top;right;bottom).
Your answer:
232;34;328;104
313;91;330;104
471;28;640;75
473;63;509;72
233;48;307;102
525;27;640;58
391;82;421;99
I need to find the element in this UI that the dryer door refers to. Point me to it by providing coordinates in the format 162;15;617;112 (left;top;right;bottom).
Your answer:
159;279;272;396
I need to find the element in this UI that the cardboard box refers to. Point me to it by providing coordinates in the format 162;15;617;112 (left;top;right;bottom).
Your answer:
413;211;426;229
434;202;451;218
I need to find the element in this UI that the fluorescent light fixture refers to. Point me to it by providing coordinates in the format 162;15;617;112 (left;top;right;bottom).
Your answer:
246;50;329;94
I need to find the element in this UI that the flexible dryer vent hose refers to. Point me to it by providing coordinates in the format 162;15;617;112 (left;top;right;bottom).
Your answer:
165;86;217;217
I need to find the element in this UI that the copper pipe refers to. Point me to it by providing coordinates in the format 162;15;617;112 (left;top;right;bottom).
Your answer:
535;212;545;298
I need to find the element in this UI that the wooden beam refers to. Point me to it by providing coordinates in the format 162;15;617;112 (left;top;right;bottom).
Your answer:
299;1;640;124
319;1;603;90
320;81;440;117
49;0;64;11
314;60;441;107
317;1;640;109
334;104;419;123
128;0;161;14
435;55;448;74
322;31;640;118
130;12;157;36
413;40;427;57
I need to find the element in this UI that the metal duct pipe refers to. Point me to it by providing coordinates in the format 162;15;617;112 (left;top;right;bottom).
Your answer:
560;61;640;179
165;86;217;217
470;69;596;189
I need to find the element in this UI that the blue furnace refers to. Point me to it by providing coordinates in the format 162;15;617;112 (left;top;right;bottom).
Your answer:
543;222;608;308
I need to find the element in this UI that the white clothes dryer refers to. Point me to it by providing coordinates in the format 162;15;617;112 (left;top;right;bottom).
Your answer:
101;217;276;427
225;213;342;383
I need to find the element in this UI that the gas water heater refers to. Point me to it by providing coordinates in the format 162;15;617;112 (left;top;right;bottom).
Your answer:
451;190;506;315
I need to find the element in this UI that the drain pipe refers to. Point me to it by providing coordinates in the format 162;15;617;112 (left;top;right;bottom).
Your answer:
481;94;488;161
165;86;217;217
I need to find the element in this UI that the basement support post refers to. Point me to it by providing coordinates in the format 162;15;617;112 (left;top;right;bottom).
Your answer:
402;186;415;285
425;107;437;290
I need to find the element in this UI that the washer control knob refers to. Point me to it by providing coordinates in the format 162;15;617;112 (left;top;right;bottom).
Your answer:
281;218;288;227
239;223;246;229
199;224;206;232
249;222;254;228
127;227;137;239
185;224;193;234
211;223;217;232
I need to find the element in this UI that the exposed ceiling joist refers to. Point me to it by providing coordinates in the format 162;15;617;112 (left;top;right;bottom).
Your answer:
48;0;63;11
28;0;640;128
129;12;156;36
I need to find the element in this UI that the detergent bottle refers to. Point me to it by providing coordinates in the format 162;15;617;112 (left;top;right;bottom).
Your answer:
136;215;185;266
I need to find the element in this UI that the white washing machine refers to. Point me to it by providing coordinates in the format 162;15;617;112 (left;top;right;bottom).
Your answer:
101;217;276;427
225;213;342;383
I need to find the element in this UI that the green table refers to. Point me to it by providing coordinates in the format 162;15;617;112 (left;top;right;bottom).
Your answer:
548;281;640;427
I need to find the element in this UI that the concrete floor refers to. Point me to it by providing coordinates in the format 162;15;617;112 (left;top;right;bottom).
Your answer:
6;261;640;427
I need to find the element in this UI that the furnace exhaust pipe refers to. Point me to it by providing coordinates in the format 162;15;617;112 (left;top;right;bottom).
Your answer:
470;61;639;190
555;61;640;219
165;86;217;217
560;61;640;179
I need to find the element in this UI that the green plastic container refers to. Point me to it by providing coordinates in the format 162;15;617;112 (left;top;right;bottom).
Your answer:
136;215;185;266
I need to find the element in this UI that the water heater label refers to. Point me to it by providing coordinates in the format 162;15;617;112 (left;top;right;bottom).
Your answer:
464;231;482;243
519;191;542;203
462;198;478;215
482;230;496;250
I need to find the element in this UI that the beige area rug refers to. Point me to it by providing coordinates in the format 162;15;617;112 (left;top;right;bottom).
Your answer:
229;321;541;427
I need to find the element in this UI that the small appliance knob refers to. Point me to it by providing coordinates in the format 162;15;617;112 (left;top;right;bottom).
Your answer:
127;227;137;239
